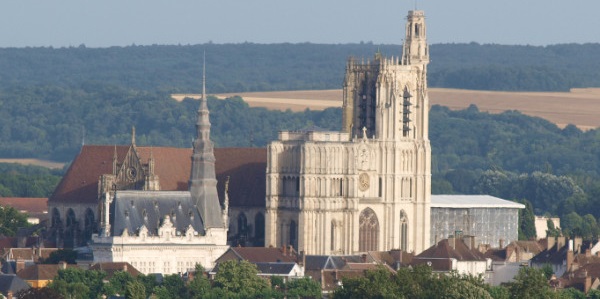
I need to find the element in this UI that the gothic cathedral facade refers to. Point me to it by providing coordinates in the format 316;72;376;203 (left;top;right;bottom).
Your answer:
265;10;431;255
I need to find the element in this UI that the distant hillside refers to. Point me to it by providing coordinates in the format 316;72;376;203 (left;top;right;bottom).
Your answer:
1;43;599;93
213;88;600;130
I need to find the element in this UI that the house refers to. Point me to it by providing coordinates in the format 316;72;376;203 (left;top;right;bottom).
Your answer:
485;240;545;286
0;274;30;299
2;247;58;275
413;234;491;280
0;197;48;225
254;262;304;282
530;236;584;277
16;262;75;288
304;254;398;294
212;247;304;282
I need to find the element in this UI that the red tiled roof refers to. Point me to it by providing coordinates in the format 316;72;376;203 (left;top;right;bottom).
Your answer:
17;263;75;281
90;262;141;278
50;145;266;207
215;148;266;207
7;248;58;262
0;198;47;215
416;238;487;261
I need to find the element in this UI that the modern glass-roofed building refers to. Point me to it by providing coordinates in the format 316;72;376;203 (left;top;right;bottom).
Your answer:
430;195;525;249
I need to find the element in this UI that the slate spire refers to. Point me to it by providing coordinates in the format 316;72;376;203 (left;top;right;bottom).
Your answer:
189;52;224;229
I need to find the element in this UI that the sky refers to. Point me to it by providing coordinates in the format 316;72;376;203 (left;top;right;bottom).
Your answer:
2;0;599;48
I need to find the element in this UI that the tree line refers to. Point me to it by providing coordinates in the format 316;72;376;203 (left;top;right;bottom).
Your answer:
1;42;599;93
16;261;596;299
20;260;321;299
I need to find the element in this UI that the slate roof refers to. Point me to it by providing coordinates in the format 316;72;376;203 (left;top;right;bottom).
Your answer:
304;255;366;271
0;274;30;295
49;145;266;208
255;262;297;275
218;247;297;264
530;243;570;265
110;191;205;236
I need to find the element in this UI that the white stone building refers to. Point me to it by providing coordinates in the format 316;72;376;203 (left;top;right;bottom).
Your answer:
90;68;229;274
265;10;432;255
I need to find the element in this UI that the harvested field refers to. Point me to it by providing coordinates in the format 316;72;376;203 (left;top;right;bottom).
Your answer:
0;158;65;169
207;88;600;130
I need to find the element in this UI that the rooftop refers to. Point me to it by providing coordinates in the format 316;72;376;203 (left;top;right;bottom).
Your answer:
431;195;525;209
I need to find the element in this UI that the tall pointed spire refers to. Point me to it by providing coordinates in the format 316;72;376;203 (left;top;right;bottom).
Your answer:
189;51;224;229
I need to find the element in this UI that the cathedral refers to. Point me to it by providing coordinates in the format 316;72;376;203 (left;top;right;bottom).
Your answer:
47;10;433;269
265;10;431;254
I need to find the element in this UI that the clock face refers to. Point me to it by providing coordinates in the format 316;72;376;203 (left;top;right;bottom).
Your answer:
126;167;137;181
359;173;370;191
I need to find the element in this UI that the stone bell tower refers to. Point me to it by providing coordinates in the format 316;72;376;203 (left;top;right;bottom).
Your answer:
267;10;431;255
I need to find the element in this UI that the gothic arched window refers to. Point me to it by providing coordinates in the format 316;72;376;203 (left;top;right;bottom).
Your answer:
400;210;408;251
51;208;62;228
237;213;248;235
359;208;379;251
65;209;78;248
254;213;265;246
83;208;96;242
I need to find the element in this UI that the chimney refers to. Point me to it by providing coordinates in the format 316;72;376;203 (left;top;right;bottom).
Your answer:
586;248;592;257
448;236;456;250
499;238;504;249
60;261;67;270
16;260;25;273
123;264;128;272
361;254;367;263
557;236;566;249
585;274;592;293
7;290;13;299
547;236;555;250
567;250;574;272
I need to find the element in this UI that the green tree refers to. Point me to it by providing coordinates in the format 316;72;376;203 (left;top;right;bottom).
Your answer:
508;267;556;299
546;219;561;238
14;287;64;299
188;264;211;299
159;274;188;299
519;200;537;240
48;268;106;299
213;260;270;297
104;271;135;296
125;280;146;299
136;273;159;297
487;285;509;299
286;277;322;299
558;287;586;299
0;204;30;236
333;266;399;299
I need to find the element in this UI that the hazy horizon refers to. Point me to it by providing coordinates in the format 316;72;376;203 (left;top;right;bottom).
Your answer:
2;1;599;48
